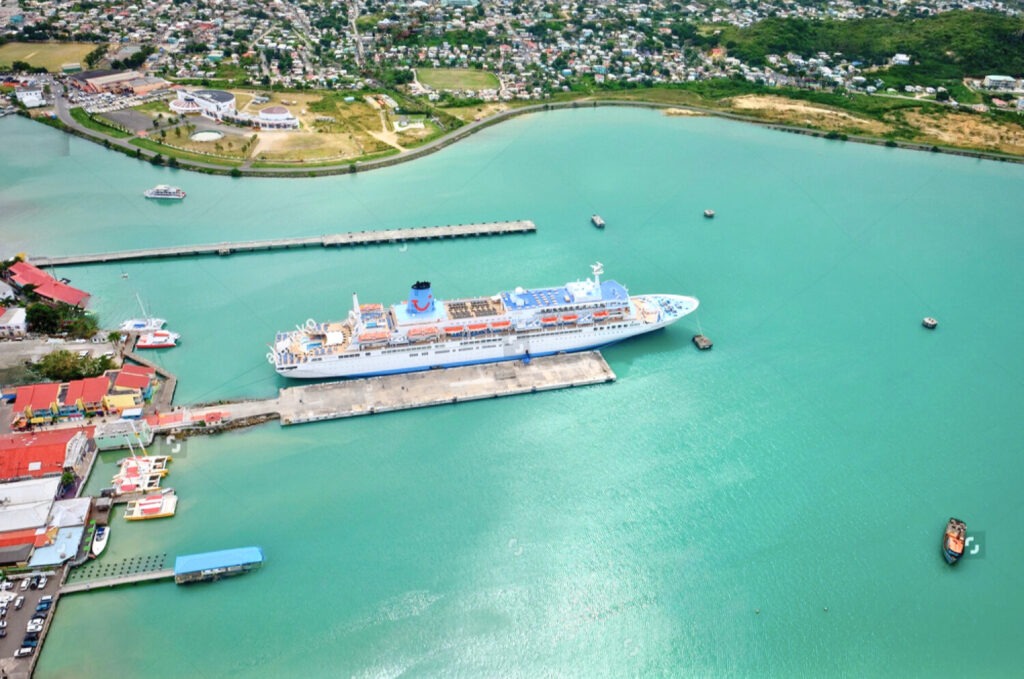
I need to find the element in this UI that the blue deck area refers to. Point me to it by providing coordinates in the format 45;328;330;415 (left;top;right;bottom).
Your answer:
501;280;629;310
174;546;264;575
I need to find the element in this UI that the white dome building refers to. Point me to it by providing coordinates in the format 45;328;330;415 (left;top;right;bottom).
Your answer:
170;89;237;119
257;105;299;130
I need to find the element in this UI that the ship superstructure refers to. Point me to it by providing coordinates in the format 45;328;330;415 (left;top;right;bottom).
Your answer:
269;263;699;379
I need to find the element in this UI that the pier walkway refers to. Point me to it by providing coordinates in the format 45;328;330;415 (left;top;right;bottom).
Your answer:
31;220;536;267
62;568;174;594
154;352;616;432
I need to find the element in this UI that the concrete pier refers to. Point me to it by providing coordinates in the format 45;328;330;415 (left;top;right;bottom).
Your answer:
277;350;615;424
31;220;536;267
158;351;616;431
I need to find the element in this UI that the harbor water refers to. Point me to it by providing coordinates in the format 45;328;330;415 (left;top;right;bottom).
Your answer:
1;108;1023;676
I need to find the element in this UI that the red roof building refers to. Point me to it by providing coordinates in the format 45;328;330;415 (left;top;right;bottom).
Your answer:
6;261;90;307
0;429;82;481
64;376;110;415
14;383;61;421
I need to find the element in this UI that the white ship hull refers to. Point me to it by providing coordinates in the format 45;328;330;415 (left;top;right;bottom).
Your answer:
275;293;696;379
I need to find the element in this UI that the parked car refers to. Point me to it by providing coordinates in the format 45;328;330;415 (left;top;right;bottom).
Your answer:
14;596;24;610
19;579;29;591
14;646;33;658
37;576;48;589
26;623;43;634
35;602;50;613
38;595;52;604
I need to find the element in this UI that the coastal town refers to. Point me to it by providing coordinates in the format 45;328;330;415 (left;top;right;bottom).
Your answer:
0;0;1022;675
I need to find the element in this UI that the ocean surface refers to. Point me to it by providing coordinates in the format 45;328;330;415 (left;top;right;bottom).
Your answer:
1;108;1022;677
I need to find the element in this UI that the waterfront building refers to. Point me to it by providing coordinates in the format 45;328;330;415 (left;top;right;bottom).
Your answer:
102;392;143;416
4;260;90;308
174;546;265;584
112;364;155;401
94;418;154;451
0;430;89;482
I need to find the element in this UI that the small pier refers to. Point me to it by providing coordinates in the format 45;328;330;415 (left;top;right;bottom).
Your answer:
30;220;536;267
61;568;174;594
123;334;178;408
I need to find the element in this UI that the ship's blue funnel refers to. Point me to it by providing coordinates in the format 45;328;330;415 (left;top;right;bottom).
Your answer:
407;281;434;315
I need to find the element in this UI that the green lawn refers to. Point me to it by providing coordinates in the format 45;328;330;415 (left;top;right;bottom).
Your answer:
417;68;499;91
129;139;242;166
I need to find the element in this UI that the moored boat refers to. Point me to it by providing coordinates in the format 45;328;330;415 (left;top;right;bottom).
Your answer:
120;293;166;332
591;214;606;228
124;488;178;521
136;330;180;349
704;209;715;218
91;526;110;557
269;263;700;379
144;185;186;200
942;517;967;565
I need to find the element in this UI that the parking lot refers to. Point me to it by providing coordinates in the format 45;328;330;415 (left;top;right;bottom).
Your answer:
0;572;60;668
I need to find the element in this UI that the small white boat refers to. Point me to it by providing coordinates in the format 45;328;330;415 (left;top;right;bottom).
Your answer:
144;185;186;200
136;330;180;349
91;526;110;557
591;214;606;228
703;209;715;218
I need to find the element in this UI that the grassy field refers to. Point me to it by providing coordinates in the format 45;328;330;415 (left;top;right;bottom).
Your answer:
417;68;499;91
129;138;242;166
0;42;97;71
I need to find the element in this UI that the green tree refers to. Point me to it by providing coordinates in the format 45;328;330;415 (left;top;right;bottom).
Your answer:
26;303;60;334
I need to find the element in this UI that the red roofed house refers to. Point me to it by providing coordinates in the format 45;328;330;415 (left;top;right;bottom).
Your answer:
5;261;91;307
0;429;89;482
112;366;153;401
62;375;110;417
13;383;61;425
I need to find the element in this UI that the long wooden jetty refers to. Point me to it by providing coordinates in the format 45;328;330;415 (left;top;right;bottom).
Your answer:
61;568;174;594
31;220;536;267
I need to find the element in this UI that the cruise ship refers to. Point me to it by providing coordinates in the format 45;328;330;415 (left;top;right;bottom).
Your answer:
269;263;699;379
143;185;186;200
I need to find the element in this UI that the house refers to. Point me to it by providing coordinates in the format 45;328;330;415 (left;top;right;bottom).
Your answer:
103;391;142;415
14;88;44;108
62;375;110;416
112;364;154;401
94;418;154;451
890;53;911;66
13;383;61;425
0;430;89;482
983;75;1017;90
0;306;27;337
5;261;90;307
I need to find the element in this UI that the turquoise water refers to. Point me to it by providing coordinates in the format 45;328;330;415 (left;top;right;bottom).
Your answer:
2;109;1023;676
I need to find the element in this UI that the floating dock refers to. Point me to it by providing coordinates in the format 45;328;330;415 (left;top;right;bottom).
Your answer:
174;546;264;584
61;568;174;594
30;220;536;267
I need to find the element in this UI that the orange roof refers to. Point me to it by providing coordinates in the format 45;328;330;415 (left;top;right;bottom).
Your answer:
14;383;61;411
80;375;109;402
0;528;42;549
0;428;79;480
115;371;150;390
7;261;90;307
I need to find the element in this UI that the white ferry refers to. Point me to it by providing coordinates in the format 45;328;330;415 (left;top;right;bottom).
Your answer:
269;263;699;379
136;330;180;349
143;185;186;200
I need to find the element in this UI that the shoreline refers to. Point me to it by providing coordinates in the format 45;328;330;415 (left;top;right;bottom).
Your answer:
39;97;1024;179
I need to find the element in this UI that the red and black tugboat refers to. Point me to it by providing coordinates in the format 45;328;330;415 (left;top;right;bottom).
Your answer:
942;518;967;565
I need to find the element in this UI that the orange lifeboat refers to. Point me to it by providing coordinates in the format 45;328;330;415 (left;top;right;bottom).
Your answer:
593;310;609;319
540;316;558;325
560;314;579;323
408;326;439;339
357;330;390;344
491;320;512;330
444;326;465;335
467;323;488;333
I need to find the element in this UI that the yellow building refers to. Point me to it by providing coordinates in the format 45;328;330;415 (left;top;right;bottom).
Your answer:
102;392;142;415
